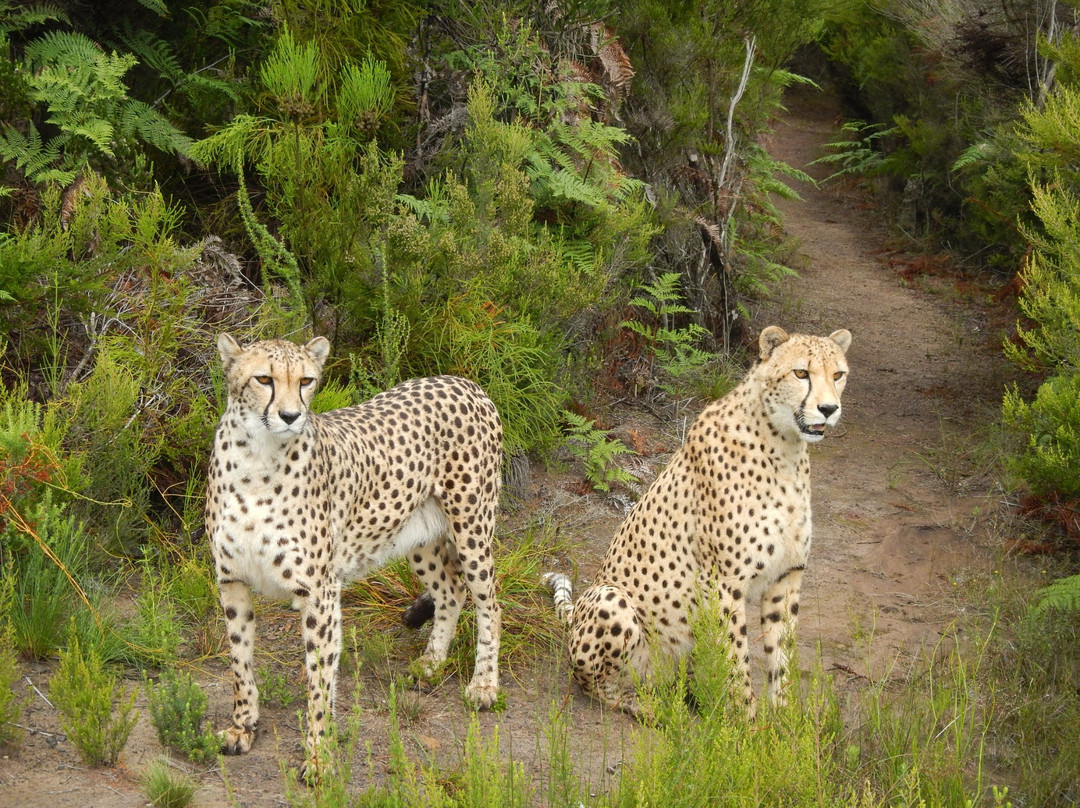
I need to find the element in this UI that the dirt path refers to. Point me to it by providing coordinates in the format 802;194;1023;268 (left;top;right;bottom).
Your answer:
0;90;1017;807
761;89;1014;679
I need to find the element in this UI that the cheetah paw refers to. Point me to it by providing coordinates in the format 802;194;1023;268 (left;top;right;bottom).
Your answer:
408;655;446;686
219;725;256;755
464;680;500;710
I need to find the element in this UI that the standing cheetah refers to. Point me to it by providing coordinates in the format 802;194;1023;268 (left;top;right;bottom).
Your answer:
204;334;503;777
545;326;851;714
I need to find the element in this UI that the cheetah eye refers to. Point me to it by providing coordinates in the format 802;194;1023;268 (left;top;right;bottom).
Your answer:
299;377;315;388
833;371;845;381
793;369;809;380
255;375;273;386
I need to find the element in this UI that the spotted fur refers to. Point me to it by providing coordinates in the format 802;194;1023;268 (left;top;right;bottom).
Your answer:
545;326;851;714
205;334;504;777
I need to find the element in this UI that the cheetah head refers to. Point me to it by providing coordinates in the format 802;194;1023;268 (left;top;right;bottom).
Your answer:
217;334;331;436
758;326;851;444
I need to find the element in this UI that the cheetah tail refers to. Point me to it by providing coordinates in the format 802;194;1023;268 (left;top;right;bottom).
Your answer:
541;572;574;625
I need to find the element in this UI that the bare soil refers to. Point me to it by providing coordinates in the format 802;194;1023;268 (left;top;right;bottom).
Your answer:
0;89;1020;807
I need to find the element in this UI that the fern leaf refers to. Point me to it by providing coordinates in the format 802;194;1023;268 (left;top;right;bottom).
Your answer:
1029;574;1080;617
117;26;183;81
120;99;192;156
951;142;992;172
0;3;69;33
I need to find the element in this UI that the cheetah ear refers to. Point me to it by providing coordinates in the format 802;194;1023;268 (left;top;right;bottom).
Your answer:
828;329;852;354
305;336;331;369
759;326;790;360
217;333;243;365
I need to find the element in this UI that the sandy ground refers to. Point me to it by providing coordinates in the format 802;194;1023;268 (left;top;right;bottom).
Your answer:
0;88;1020;807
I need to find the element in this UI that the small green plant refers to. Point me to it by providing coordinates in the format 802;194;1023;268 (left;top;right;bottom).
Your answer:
50;622;138;767
563;411;639;493
810;120;899;180
146;667;218;763
141;757;198;808
258;665;301;709
622;273;719;395
1029;574;1080;617
0;572;27;747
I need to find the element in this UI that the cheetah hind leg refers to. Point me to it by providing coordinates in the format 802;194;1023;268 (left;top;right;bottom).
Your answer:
567;584;649;716
406;536;466;687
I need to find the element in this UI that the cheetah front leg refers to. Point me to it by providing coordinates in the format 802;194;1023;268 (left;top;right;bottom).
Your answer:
218;581;260;755
759;566;803;707
298;580;342;781
719;585;756;714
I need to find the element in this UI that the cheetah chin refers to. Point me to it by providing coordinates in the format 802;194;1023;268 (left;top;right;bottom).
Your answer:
544;325;851;715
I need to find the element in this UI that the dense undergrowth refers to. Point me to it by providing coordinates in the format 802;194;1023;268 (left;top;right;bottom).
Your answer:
1;0;1079;806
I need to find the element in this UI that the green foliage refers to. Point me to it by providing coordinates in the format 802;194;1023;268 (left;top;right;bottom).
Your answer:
141;757;199;808
0;30;191;187
622;272;720;394
1030;574;1080;618
811;120;899;180
847;630;993;806
2;490;91;659
0;572;27;747
562;411;639;493
146;667;218;763
982;603;1080;808
1002;375;1080;500
50;623;138;767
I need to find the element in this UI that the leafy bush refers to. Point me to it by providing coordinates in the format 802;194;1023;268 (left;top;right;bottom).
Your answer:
146;667;218;763
50;624;138;767
1003;374;1080;501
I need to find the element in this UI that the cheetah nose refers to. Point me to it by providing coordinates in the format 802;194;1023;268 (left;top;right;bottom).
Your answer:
280;411;301;425
818;403;838;418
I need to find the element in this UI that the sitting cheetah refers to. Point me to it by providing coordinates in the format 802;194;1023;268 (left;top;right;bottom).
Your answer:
544;326;851;714
205;334;503;777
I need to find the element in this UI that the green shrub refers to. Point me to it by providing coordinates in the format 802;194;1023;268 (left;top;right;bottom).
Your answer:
50;624;138;767
141;757;199;808
2;491;90;659
146;667;218;763
1003;374;1080;500
0;572;27;747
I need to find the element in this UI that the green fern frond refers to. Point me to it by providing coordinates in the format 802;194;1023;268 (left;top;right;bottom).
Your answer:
135;0;168;15
1029;574;1080;618
0;2;68;33
558;237;597;275
951;142;993;172
118;27;183;81
0;122;74;184
562;411;639;492
119;100;193;156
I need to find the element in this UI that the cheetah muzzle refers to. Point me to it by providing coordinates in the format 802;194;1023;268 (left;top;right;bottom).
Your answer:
544;325;851;715
205;334;504;779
